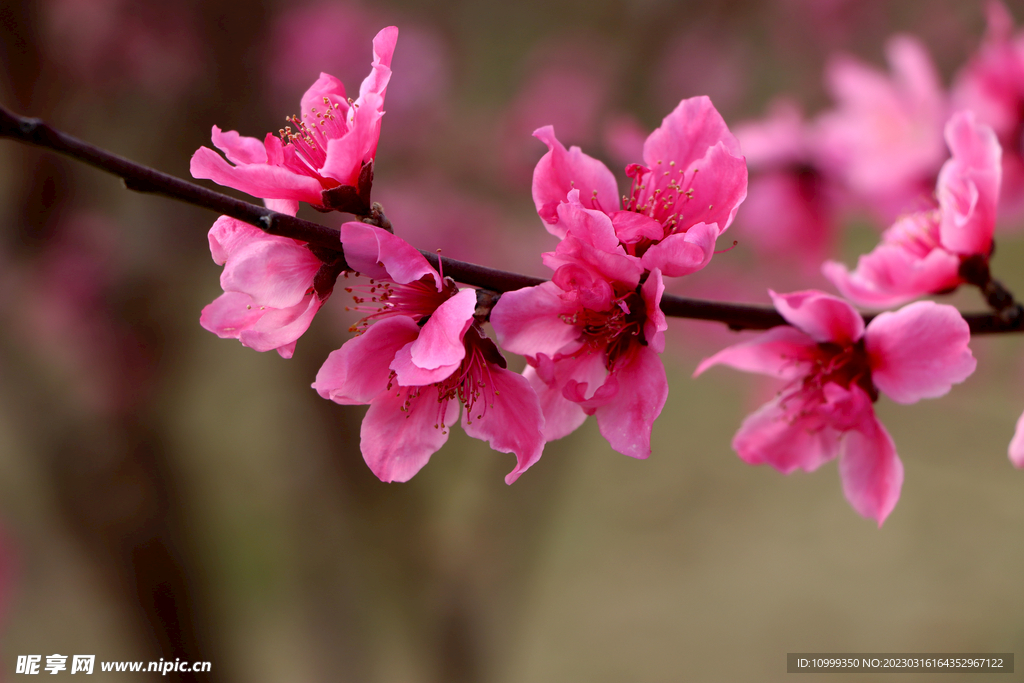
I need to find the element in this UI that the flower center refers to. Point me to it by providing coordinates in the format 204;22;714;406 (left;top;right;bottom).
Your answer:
388;326;507;433
343;272;457;334
278;96;353;177
621;160;698;237
561;290;647;369
882;209;941;258
803;339;878;402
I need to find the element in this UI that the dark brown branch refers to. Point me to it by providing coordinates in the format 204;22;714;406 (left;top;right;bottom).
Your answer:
1;103;1021;334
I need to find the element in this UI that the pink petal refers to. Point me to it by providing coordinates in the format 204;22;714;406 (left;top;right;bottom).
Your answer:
264;198;300;216
594;345;668;459
339;222;440;288
1009;408;1024;469
937;110;1002;255
524;358;587;442
732;393;842;473
312;316;420;404
555;190;622;253
211;126;268;165
358;26;399;101
641;268;667;353
190;146;324;204
490;281;580;358
640;222;719;277
199;291;265;339
666;142;748;235
563;373;619;412
300;72;348;124
551;264;615;312
321;92;384;187
694;326;819;380
208;216;265;265
609;210;663;244
821;242;962;309
865;301;976;404
642;96;743;172
238;294;322;354
461;364;546;484
545;195;644;287
360;387;460;482
390;289;477;385
531;125;620;237
838;412;904;526
769;289;865;344
220;238;321;309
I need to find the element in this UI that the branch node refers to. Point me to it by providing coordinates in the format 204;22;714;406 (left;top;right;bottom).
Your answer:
19;117;41;135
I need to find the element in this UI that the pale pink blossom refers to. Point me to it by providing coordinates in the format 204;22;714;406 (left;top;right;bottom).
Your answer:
200;216;341;358
816;35;949;220
491;193;668;458
733;100;839;270
192;27;397;215
532;96;747;278
695;290;976;525
952;1;1024;221
313;224;544;484
823;111;1001;308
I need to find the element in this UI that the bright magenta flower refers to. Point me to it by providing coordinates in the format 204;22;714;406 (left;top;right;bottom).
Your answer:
823;111;1001;308
695;290;976;525
491;192;668;459
191;27;397;215
200;216;341;358
313;224;544;484
531;96;747;278
816;35;948;220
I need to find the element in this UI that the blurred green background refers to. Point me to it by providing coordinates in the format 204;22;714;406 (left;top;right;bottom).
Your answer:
0;0;1022;680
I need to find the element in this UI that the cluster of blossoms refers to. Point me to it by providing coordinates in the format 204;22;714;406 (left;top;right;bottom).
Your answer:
191;17;1023;527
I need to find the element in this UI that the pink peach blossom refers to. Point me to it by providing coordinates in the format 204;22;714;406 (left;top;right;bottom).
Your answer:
191;27;397;215
816;35;948;220
314;224;544;484
532;96;747;278
491;193;668;458
200;216;341;358
823;111;1001;308
695;290;976;525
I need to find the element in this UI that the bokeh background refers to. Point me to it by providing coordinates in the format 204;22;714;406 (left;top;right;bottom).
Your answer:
1;0;1023;680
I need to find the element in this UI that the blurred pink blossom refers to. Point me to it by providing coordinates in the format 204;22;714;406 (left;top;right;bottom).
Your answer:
817;35;949;221
696;290;976;525
733;100;841;272
6;213;150;415
654;28;748;117
499;38;613;184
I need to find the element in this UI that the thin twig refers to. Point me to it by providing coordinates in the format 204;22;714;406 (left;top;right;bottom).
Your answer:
1;103;1021;334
